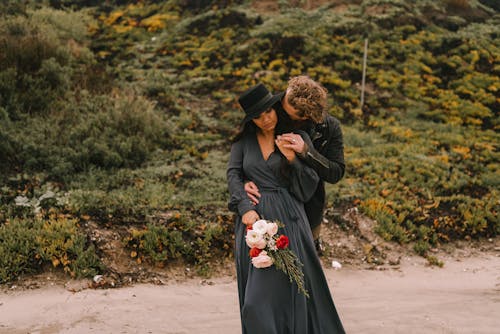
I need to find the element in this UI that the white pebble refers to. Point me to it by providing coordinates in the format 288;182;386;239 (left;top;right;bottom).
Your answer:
331;261;342;270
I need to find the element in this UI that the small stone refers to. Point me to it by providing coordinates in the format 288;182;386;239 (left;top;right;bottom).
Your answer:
93;275;104;284
388;256;400;266
331;261;342;270
200;279;214;286
65;279;92;292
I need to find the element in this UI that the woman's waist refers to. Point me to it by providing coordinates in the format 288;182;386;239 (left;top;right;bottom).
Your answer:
256;184;289;193
255;185;297;204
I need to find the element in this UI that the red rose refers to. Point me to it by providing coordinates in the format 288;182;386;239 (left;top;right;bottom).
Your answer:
276;235;289;249
249;247;262;258
246;224;253;231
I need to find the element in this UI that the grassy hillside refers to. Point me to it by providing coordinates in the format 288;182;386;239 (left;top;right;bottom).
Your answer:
0;0;498;283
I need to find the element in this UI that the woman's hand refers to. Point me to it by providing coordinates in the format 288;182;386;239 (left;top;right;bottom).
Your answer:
242;210;260;226
279;133;307;155
275;136;296;162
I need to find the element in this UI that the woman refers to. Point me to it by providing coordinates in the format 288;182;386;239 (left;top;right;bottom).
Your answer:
227;83;345;333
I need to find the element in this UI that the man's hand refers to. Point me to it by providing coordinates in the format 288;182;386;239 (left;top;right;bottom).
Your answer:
242;210;259;226
245;181;261;205
275;136;296;162
279;133;306;155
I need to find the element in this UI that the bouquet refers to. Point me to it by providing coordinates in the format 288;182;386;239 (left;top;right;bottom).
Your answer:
246;219;309;297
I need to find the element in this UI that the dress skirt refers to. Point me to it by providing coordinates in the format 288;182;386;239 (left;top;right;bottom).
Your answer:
228;134;345;334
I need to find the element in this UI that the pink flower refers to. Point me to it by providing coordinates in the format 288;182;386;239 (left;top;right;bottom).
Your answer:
266;222;278;236
245;230;267;249
252;220;268;235
251;250;273;268
243;219;308;297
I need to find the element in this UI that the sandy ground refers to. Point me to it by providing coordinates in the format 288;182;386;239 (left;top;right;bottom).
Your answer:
1;253;499;334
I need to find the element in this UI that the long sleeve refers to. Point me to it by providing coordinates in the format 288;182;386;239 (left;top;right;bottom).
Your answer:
287;158;320;203
227;140;254;216
297;117;345;184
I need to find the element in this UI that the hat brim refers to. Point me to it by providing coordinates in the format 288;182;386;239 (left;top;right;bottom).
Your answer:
242;92;284;124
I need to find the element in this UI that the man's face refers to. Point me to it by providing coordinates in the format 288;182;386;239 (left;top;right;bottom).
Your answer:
282;90;308;121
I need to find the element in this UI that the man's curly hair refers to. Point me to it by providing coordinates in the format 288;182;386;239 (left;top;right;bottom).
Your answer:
286;76;328;123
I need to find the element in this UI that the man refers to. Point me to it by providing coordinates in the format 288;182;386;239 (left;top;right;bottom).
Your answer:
245;76;345;254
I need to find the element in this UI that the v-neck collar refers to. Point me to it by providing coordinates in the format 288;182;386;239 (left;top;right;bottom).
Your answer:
253;133;275;162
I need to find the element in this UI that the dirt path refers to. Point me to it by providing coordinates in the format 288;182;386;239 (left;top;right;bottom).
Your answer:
1;253;499;334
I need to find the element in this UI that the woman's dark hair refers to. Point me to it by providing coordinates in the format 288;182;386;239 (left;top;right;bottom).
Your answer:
231;120;257;143
232;102;287;143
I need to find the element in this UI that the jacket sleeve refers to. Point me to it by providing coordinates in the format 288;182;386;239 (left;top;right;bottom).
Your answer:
227;140;255;216
287;158;320;203
296;118;345;184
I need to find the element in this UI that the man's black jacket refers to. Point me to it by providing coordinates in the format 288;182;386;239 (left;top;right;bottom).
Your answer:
276;105;345;229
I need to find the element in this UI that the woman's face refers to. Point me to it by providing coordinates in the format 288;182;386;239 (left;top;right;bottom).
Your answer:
252;108;277;132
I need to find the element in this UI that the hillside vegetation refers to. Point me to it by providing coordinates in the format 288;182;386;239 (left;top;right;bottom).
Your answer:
0;0;498;284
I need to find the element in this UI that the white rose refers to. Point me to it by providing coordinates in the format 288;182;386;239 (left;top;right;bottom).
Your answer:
267;238;277;251
252;220;269;235
246;230;267;249
251;250;273;268
266;222;278;237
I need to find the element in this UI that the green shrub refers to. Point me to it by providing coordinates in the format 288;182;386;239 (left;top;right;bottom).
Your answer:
1;0;499;278
0;215;102;283
413;240;430;256
0;1;29;16
1;92;172;179
0;8;97;121
69;180;176;223
0;219;38;283
125;214;233;275
426;255;444;267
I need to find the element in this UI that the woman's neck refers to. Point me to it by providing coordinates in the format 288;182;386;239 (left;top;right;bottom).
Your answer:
257;129;274;139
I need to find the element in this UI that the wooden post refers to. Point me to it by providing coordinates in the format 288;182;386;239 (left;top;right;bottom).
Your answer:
360;38;368;110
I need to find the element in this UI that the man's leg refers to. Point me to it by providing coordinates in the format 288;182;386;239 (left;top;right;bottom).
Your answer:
311;224;324;255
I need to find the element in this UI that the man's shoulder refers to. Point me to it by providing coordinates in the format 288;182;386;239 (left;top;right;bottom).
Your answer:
319;114;342;136
324;114;341;126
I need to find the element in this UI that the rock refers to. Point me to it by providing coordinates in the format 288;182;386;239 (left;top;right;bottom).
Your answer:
93;275;104;284
331;261;342;270
200;279;214;286
388;256;401;265
65;279;92;292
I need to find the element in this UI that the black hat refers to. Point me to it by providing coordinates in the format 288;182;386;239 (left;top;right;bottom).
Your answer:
238;83;283;123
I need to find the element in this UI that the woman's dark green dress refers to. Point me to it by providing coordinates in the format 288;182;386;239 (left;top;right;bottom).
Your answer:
227;133;345;334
